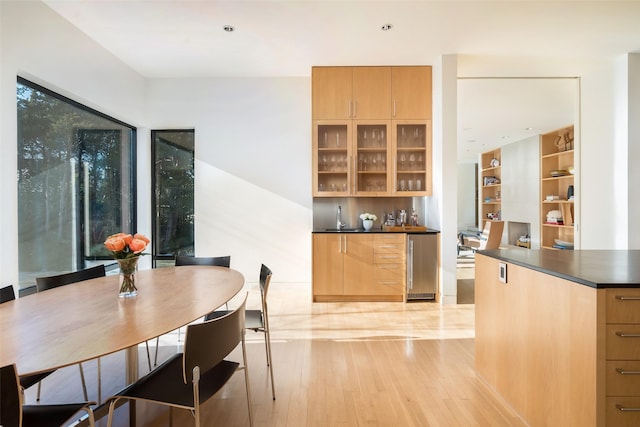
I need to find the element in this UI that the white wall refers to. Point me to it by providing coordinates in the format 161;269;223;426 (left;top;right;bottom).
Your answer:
501;135;540;248
457;163;477;231
146;77;312;282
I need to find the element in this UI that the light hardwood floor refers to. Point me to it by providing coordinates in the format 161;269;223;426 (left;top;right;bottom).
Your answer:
24;281;526;426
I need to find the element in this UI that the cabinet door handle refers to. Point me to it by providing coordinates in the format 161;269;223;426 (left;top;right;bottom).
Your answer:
338;236;342;254
615;295;640;301
353;100;357;118
615;332;640;338
344;235;347;253
348;101;351;118
616;368;640;375
393;99;396;117
616;404;640;412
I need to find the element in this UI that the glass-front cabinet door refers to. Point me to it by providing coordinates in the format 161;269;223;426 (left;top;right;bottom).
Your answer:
354;121;390;195
313;121;352;196
392;120;431;195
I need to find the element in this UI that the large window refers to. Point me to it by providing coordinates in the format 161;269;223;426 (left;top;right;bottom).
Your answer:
17;77;136;288
151;130;195;267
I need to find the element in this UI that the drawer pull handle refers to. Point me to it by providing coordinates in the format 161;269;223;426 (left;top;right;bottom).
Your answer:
616;368;640;375
615;295;640;301
615;332;640;338
616;404;640;412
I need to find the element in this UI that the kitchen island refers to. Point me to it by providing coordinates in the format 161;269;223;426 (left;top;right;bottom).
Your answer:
312;228;439;302
475;249;640;427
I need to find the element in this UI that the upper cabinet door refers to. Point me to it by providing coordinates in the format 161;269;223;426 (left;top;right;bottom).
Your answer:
312;67;353;120
391;66;432;120
352;67;391;119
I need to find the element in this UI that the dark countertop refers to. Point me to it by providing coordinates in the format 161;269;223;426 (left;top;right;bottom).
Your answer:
480;249;640;289
313;228;440;234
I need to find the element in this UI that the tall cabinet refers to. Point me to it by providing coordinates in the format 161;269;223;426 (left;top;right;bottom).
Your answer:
480;149;501;229
312;66;432;197
540;125;575;249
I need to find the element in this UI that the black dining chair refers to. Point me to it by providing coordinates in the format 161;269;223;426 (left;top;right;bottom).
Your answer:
1;363;96;427
105;293;252;427
206;264;276;400
35;265;107;402
1;284;57;402
146;255;232;370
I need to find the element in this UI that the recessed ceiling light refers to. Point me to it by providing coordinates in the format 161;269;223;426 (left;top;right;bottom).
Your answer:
501;136;510;139
381;24;393;31
223;25;235;32
525;127;533;131
467;139;476;143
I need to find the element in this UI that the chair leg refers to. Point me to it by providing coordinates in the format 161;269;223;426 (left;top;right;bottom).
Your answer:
153;336;159;367
264;330;276;400
78;363;89;401
241;340;254;427
97;357;102;404
36;380;42;401
145;341;152;371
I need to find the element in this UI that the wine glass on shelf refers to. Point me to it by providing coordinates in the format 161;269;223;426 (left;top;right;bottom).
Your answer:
399;154;406;170
409;154;416;170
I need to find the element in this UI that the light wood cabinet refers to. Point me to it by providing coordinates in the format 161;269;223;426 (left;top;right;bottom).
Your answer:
312;233;372;300
392;120;431;195
312;66;390;120
604;287;640;426
391;66;432;119
540;125;575;249
372;234;405;300
479;148;501;228
312;233;405;302
475;254;600;426
476;255;640;427
312;66;432;197
311;67;353;120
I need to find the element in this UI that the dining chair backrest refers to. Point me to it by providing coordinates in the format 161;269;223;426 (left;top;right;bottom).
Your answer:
0;364;22;427
1;285;16;303
175;255;231;268
182;293;247;384
35;265;106;292
259;264;273;312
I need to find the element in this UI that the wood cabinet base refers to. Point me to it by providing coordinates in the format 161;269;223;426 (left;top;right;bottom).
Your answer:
313;294;404;303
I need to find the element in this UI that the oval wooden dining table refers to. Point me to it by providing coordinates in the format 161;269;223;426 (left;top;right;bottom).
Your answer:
0;265;245;385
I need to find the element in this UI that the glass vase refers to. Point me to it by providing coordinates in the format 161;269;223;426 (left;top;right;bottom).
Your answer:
117;257;139;298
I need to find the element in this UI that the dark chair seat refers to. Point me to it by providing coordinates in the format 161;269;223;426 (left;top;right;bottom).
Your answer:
116;353;238;407
1;363;96;427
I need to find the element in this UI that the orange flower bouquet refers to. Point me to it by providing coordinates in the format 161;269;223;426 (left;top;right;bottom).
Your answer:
104;233;149;297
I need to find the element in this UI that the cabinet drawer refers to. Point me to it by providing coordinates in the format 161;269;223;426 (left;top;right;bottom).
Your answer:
606;325;640;359
607;361;640;396
374;263;405;280
373;253;405;264
606;397;640;427
373;234;405;251
607;288;640;324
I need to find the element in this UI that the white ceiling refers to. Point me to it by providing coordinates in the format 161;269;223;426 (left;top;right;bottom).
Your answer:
43;0;640;163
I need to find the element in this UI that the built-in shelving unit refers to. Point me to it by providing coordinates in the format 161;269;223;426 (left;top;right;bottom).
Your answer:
540;125;575;250
480;148;501;229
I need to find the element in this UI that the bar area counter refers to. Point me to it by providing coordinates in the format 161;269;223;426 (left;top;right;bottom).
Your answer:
475;249;640;427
